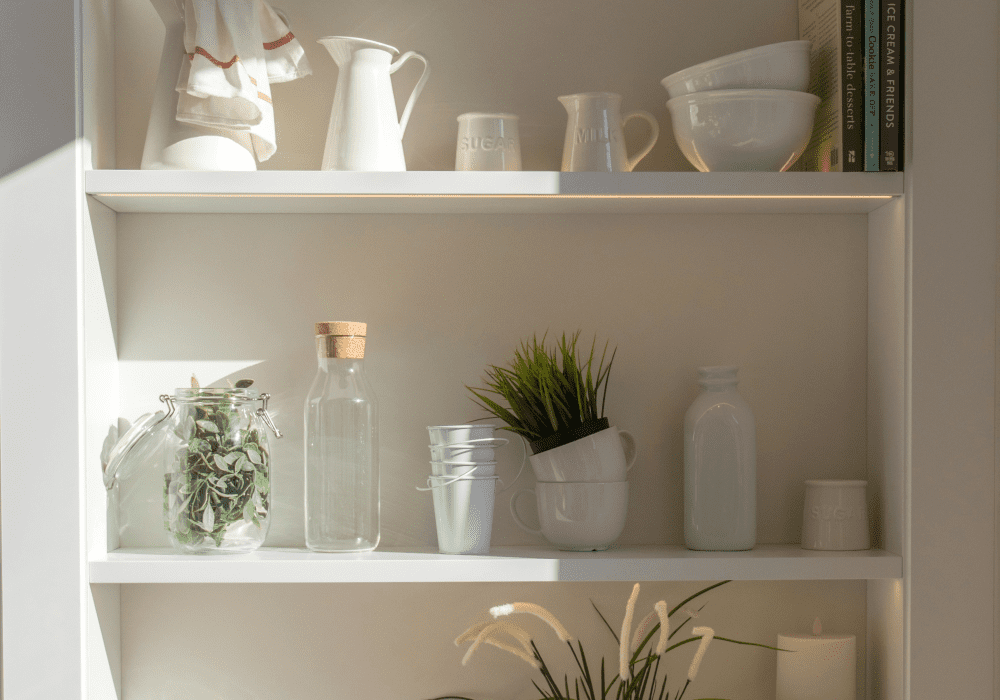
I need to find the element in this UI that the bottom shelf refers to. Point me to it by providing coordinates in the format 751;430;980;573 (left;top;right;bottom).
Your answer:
89;544;902;583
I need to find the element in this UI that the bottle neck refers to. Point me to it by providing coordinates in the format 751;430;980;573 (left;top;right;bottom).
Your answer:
316;355;365;373
315;334;366;359
697;366;739;391
698;378;737;392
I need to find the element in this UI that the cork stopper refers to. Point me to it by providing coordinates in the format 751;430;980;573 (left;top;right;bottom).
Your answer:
315;321;366;359
315;321;366;337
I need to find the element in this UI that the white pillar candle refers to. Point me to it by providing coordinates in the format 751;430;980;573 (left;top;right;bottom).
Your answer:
776;618;855;700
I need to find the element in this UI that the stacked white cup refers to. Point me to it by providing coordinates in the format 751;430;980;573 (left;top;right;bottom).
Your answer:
425;424;508;555
510;427;637;552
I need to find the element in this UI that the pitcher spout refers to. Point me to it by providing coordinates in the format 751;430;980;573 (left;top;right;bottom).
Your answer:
317;36;399;65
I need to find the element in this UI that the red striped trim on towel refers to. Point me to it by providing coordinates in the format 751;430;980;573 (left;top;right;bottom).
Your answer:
183;52;270;104
191;46;239;68
263;32;295;50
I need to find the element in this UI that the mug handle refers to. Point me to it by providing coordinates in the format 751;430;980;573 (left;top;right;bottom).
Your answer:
509;489;542;535
389;51;430;137
618;429;638;472
622;110;659;172
496;435;528;494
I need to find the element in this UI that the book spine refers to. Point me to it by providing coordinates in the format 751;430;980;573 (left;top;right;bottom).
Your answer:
880;0;903;170
842;1;863;170
864;0;880;170
796;0;844;171
898;0;905;170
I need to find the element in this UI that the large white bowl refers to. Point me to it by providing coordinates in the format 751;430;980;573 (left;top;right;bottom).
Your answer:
666;89;820;172
661;40;811;100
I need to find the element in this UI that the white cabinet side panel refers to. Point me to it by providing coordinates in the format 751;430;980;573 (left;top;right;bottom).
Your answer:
0;146;86;697
88;584;121;700
1;0;88;695
867;579;904;700
84;197;120;698
908;1;998;698
868;197;905;556
85;197;118;556
82;0;115;169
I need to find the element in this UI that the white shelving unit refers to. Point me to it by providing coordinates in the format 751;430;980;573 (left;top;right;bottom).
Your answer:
1;0;997;698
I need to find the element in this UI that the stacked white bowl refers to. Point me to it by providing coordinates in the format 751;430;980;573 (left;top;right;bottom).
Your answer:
661;40;821;172
424;424;508;555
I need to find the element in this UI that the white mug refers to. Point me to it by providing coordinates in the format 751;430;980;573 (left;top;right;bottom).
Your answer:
801;480;870;550
510;481;628;551
455;113;522;171
528;427;637;482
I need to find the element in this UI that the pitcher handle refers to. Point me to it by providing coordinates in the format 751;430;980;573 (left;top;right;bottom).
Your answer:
622;110;659;172
389;51;430;138
509;489;542;535
618;429;638;472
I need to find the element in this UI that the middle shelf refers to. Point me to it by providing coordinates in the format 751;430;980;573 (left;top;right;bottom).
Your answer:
89;545;902;583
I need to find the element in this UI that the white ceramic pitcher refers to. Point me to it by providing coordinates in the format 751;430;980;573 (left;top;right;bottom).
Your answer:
318;37;430;171
559;92;659;172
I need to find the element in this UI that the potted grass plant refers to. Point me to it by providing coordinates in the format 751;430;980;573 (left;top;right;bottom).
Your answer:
468;332;636;495
446;580;786;700
467;331;617;455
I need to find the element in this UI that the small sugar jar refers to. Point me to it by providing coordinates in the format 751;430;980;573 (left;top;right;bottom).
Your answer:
104;382;282;554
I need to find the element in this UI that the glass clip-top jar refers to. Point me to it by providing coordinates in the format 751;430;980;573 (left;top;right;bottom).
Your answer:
104;385;283;554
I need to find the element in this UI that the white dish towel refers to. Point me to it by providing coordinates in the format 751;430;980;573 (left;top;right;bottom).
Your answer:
176;0;312;162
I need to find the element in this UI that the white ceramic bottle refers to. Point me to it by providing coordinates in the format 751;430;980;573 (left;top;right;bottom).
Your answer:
683;366;756;551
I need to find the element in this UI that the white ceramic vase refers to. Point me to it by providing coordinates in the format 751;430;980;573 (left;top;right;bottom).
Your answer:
140;0;257;170
683;366;756;551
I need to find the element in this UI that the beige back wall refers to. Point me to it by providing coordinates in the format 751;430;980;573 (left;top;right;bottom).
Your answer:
115;0;799;172
114;211;867;549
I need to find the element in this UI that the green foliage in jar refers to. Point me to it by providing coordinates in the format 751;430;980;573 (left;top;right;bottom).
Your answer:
163;381;269;548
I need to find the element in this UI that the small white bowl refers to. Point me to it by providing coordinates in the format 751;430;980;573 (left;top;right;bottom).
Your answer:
666;89;820;172
661;40;811;100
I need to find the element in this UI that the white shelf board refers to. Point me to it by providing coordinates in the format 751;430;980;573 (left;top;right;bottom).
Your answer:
86;170;903;215
89;545;902;583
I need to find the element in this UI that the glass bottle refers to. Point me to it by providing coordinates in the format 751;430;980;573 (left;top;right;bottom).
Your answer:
683;366;756;551
304;321;380;552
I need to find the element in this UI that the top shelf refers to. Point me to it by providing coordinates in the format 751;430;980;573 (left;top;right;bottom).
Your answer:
86;170;903;215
